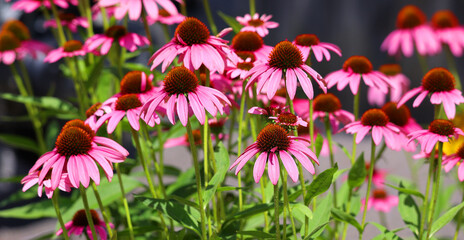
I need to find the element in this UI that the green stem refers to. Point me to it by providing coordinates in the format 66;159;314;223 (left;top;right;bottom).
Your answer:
186;120;207;240
260;179;270;232
156;124;165;178
91;183;113;238
444;44;462;91
249;0;256;15
426;142;444;240
280;157;297;240
79;186;99;240
142;11;154;46
453;188;464;240
418;149;436;240
52;192;70;240
82;0;94;38
227;107;237;152
237;81;248;215
100;7;110;30
10;64;46;153
49;1;67;45
324;113;339;239
72;57;89;112
161;24;171;43
375;143;387;161
274;183;281;240
115;163;135;240
180;1;187;16
202;0;217;35
351;93;360;165
360;138;376;239
416;50;429;75
17;61;33;96
341;191;352;240
130;129;157;198
379;211;388;229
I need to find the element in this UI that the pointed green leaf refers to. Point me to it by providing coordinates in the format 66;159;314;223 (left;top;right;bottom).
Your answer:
304;222;329;240
0;134;40;154
217;11;243;33
0;93;77;113
314;134;324;157
429;201;464;237
369;222;404;240
306;194;332;239
331;208;362;232
237;231;274;239
304;163;338;205
385;183;424;199
136;197;201;236
397;182;420;237
335;141;352;160
348;153;366;189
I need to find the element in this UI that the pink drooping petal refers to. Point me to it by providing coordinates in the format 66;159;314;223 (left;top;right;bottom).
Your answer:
267;153;280;185
253;152;267;183
279;150;298;182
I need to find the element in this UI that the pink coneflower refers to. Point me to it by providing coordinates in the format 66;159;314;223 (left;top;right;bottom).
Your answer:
397;68;464;119
408;119;464;154
236;13;278;37
85;102;106;131
443;142;464;181
367;64;410;107
57;209;113;240
230;31;272;63
28;119;129;189
342;109;401;150
361;189;399;212
149;17;230;74
246;40;325;100
98;94;158;133
326;56;391;96
44;13;89;33
227;53;256;80
21;171;71;198
431;10;464;57
270;112;308;130
89;71;161;132
44;40;90;63
381;5;441;57
11;0;75;13
141;66;231;126
146;9;185;25
230;124;319;185
85;25;149;55
311;93;354;131
292;34;342;62
381;102;421;152
0;21;50;65
248;105;287;119
99;0;178;21
164;129;202;148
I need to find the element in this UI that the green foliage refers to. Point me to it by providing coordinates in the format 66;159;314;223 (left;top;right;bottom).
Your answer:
217;11;243;33
304;163;338;205
397;181;421;237
348;153;366;189
0;134;40;154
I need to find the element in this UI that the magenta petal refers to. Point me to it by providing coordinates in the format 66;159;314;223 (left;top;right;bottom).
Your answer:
67;156;80;188
279;151;298;183
268;153;280;185
253;152;267;183
51;157;65;190
177;94;189;126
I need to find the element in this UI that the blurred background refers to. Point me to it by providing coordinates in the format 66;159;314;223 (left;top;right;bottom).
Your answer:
1;0;464;238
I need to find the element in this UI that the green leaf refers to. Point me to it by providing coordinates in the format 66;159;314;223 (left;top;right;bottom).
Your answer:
0;188;38;208
397;181;421;237
117;225;164;238
0;93;77;113
304;222;329;240
0;199;58;219
136;196;201;236
217;11;243;33
429;201;464;237
203;142;229;208
237;231;274;239
369;222;404;240
385;183;424;199
0;134;40;153
307;194;332;239
292;203;313;224
348;153;366;189
304;163;338;205
315;134;324;157
331;208;362;232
